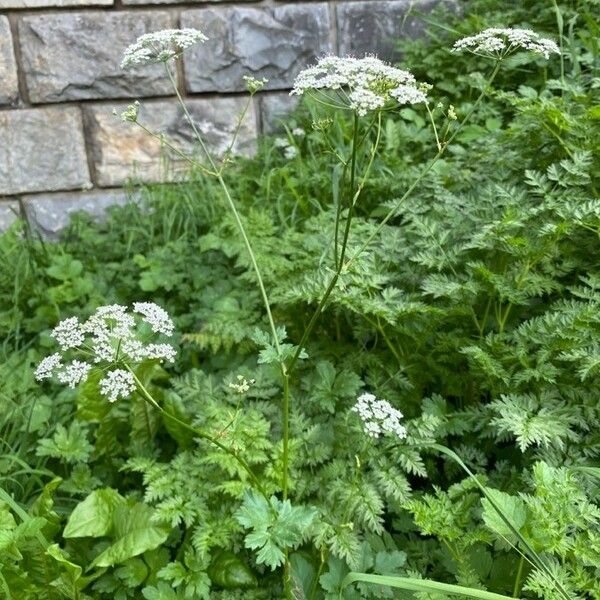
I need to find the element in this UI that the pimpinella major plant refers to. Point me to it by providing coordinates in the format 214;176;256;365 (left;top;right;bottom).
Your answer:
1;0;599;598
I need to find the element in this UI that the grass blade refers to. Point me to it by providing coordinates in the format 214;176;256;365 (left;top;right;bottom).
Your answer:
342;573;518;600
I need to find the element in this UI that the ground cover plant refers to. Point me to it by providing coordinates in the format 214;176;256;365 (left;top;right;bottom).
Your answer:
0;0;599;598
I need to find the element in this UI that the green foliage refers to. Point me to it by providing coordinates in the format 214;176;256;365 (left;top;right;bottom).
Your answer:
1;0;599;598
235;491;316;569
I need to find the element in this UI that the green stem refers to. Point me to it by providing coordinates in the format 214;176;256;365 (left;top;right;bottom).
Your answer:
288;112;381;376
126;365;271;504
282;372;291;499
512;555;524;598
164;63;282;359
344;61;502;270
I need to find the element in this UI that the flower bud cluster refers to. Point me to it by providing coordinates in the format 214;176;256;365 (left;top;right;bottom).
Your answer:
352;392;407;439
291;55;427;116
35;303;177;403
452;28;560;59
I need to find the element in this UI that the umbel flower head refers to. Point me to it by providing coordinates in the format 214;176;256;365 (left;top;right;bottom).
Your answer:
35;303;177;403
121;28;207;69
452;28;560;60
352;392;407;439
291;55;428;116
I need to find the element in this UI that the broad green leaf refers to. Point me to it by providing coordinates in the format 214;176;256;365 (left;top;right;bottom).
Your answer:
63;488;123;538
481;489;527;538
90;502;169;567
208;550;257;589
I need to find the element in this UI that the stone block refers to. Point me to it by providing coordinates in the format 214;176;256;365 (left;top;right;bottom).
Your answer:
23;189;132;239
1;0;112;7
182;4;331;93
337;0;453;61
123;0;247;4
0;17;19;106
0;107;90;196
85;97;258;187
0;201;20;233
18;11;174;103
259;93;300;134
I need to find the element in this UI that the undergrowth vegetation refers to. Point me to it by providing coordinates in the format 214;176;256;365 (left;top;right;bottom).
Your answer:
1;0;599;598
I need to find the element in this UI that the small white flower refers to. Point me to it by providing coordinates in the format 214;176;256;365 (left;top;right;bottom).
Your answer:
133;302;174;336
35;303;178;398
144;343;177;363
121;28;207;69
389;84;428;105
99;369;136;403
453;28;560;59
291;55;426;115
284;145;298;159
352;392;407;440
35;353;62;381
50;317;85;351
292;127;306;137
57;360;92;389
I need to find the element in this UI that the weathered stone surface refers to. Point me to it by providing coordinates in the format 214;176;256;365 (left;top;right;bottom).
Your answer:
337;0;452;60
0;17;19;106
1;0;112;7
23;189;131;239
259;93;300;134
0;107;90;196
123;0;246;4
85;97;258;187
19;11;174;103
0;201;20;233
182;4;331;93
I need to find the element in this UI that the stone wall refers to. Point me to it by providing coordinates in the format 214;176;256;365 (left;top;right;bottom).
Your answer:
0;0;447;236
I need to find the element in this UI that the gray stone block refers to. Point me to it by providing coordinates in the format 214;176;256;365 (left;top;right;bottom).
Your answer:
23;189;132;239
0;17;19;106
1;0;112;7
337;0;452;61
182;4;332;93
123;0;246;4
0;107;90;196
0;201;21;233
19;11;174;103
85;97;258;187
260;93;300;134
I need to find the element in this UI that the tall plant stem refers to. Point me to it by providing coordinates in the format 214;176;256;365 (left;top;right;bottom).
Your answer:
126;365;271;504
287;113;381;377
344;61;502;270
163;65;291;598
164;64;282;360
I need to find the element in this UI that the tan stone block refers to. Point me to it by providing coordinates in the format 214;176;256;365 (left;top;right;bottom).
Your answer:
85;98;258;187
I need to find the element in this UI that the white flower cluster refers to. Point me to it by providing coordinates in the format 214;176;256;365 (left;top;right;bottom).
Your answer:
121;28;207;69
274;129;304;160
352;392;407;439
34;303;177;402
452;28;560;59
99;369;137;403
291;55;427;116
